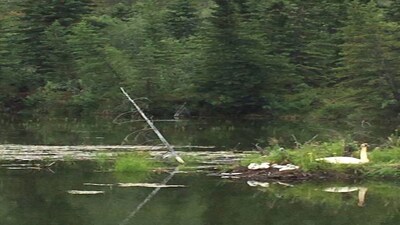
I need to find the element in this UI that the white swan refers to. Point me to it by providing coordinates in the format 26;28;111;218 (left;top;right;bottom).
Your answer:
316;143;369;164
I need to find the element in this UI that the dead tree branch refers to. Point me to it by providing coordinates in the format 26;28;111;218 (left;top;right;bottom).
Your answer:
120;87;184;163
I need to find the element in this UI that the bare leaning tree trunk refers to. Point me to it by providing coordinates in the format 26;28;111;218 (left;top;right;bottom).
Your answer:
120;87;185;164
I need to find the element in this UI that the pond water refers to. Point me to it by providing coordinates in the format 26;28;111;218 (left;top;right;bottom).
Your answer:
0;167;400;225
0;116;395;149
1;116;399;225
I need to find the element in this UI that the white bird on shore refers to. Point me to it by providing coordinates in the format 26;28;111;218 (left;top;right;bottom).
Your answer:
248;162;270;170
316;143;369;164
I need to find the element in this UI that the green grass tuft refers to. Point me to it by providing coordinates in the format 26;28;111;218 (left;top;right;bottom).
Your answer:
114;152;158;173
370;147;400;162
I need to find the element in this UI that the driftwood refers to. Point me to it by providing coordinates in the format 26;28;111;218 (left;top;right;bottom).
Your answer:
0;144;215;162
120;87;184;164
117;183;185;188
82;183;185;188
0;144;248;171
67;190;105;195
0;144;214;151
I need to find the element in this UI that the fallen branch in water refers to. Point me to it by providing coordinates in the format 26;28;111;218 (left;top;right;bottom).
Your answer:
0;146;228;163
67;190;105;195
120;87;184;164
82;182;185;188
117;183;185;188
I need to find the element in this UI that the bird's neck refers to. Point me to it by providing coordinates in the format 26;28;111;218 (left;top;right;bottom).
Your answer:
360;147;369;162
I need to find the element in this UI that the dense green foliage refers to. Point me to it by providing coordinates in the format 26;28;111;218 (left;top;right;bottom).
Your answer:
1;0;400;119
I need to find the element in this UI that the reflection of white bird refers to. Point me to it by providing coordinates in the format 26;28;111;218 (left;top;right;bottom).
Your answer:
324;186;359;193
247;180;270;187
323;186;368;207
316;143;369;164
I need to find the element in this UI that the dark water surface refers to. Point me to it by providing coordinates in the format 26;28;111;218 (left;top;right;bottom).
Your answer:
0;116;395;149
1;116;399;225
0;167;400;225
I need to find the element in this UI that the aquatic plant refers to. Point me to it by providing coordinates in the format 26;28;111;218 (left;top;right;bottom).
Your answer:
176;154;202;170
114;152;159;173
369;147;400;162
362;163;400;178
94;153;113;170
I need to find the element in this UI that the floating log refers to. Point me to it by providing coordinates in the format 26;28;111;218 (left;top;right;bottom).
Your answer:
83;183;114;187
0;144;219;162
0;144;250;171
0;144;215;151
82;183;186;188
117;183;186;188
67;190;105;195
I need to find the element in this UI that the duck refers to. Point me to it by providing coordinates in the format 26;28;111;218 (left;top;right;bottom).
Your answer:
316;143;369;164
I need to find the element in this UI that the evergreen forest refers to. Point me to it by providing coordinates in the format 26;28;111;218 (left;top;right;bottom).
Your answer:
1;0;400;121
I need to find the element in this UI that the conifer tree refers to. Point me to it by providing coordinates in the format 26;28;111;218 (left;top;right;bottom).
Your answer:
339;1;400;113
283;0;346;88
17;0;92;80
11;0;94;111
197;0;267;114
68;21;114;94
0;7;20;111
165;0;199;39
386;0;400;22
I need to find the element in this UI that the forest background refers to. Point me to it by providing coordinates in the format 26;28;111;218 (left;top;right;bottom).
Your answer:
1;0;400;122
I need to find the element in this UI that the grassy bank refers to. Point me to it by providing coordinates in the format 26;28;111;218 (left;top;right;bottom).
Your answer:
240;141;400;179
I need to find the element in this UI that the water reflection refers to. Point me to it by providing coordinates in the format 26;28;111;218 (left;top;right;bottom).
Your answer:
1;167;400;225
1;116;394;149
323;186;368;207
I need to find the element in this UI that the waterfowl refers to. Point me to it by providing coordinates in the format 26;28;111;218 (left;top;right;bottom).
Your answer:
247;162;299;171
248;162;270;170
316;143;369;164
